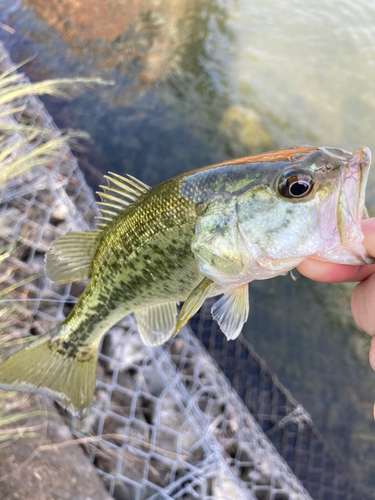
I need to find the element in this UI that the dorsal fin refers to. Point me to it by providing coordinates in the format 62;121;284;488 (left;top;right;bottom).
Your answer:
45;230;100;284
96;172;151;228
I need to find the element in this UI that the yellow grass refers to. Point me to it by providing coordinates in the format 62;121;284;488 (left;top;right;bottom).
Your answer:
0;59;105;449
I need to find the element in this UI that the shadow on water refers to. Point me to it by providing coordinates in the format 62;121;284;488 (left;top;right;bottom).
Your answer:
1;0;276;187
245;275;375;487
1;0;375;493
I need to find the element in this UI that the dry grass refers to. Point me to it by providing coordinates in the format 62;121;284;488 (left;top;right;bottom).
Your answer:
0;59;105;453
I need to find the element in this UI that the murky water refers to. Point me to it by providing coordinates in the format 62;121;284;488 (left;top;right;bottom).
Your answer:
1;0;375;492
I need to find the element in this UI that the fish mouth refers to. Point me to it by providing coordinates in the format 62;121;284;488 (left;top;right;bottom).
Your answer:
344;147;371;224
317;147;373;265
340;147;373;264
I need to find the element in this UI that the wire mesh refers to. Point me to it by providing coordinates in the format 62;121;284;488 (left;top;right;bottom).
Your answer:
191;302;372;500
0;42;370;500
73;316;313;500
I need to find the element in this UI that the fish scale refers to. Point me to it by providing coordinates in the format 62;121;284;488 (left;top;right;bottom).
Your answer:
0;145;371;417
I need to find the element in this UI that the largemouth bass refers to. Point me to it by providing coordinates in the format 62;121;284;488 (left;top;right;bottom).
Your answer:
0;146;372;417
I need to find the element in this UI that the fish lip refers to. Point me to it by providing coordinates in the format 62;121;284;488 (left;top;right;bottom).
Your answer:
315;147;372;265
345;147;371;224
341;146;373;264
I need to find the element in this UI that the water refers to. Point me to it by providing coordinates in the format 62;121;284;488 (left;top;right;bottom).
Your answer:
1;0;375;492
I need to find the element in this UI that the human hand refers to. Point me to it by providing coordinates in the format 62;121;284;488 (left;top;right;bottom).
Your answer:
297;218;375;370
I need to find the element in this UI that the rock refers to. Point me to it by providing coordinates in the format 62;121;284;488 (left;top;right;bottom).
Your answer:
140;359;167;398
100;323;146;373
0;395;112;500
157;394;200;459
219;105;274;156
211;470;244;500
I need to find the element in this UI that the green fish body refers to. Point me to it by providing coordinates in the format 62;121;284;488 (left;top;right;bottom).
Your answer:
0;146;372;416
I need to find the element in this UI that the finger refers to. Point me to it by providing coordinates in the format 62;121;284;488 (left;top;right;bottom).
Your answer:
370;337;375;372
351;273;375;336
362;231;375;258
296;259;362;283
297;218;375;283
362;217;375;235
297;259;375;283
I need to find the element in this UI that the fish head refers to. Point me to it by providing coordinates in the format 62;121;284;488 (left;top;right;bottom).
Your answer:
235;146;373;271
191;146;372;288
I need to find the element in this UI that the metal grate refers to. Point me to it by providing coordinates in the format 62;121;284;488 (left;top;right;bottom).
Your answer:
68;317;313;500
0;42;370;500
191;302;370;500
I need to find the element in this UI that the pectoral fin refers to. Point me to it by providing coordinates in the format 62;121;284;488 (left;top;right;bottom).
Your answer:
211;284;249;340
135;302;178;346
174;277;215;336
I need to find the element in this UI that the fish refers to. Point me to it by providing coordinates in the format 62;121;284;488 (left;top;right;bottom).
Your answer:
0;145;372;417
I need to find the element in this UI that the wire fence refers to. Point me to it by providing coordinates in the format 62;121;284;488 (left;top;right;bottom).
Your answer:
0;42;370;500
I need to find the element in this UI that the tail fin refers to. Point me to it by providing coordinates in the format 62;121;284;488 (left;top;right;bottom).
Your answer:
0;327;98;418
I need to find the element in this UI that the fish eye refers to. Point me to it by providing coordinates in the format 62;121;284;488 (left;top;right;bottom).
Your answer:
278;169;314;199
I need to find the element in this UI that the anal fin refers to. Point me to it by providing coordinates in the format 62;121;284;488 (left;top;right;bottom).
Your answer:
211;285;249;340
135;302;178;346
45;230;100;284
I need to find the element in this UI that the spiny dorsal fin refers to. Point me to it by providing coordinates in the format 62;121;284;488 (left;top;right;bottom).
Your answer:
45;230;100;284
135;302;178;346
96;172;151;228
211;285;249;340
